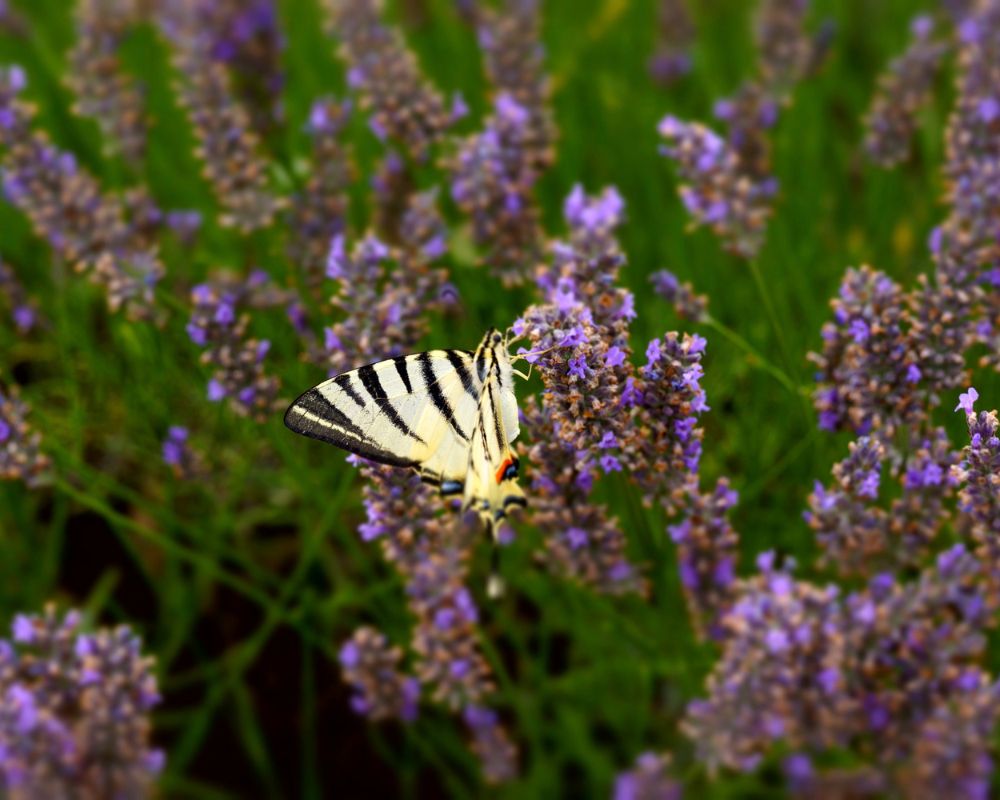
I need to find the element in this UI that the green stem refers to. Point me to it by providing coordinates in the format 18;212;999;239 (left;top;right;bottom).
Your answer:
702;314;801;397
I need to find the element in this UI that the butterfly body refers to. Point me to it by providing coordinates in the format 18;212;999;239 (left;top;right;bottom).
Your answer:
284;328;526;536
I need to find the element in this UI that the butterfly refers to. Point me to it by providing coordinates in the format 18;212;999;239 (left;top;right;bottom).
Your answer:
284;328;529;568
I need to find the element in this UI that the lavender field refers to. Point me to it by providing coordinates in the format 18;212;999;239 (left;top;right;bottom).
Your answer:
1;0;999;797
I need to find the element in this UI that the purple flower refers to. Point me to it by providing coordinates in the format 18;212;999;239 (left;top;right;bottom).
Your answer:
207;379;226;402
158;2;283;232
328;0;453;160
599;454;622;473
337;627;418;722
956;387;979;415
0;387;49;487
614;752;681;800
0;606;162;795
863;15;948;167
67;2;149;163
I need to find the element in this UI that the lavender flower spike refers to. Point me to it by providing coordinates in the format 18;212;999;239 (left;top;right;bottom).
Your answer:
0;605;163;797
186;273;286;421
158;3;283;232
477;0;555;171
684;554;852;773
66;0;149;163
450;92;544;284
287;97;353;292
0;384;50;487
464;705;518;784
614;752;682;800
648;0;695;85
658;114;771;258
0;65;164;320
670;478;740;640
953;391;1000;597
863;15;948;167
339;627;419;721
325;0;453;160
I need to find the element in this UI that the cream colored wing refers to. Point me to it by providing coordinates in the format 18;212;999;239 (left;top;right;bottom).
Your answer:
284;349;483;487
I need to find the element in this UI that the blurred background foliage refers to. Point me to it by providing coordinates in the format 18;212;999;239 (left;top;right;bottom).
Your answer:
0;0;997;796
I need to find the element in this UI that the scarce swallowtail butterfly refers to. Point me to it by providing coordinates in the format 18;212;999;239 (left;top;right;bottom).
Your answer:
284;328;528;591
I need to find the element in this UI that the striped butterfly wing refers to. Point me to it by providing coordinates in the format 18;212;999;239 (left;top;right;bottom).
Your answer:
284;349;484;488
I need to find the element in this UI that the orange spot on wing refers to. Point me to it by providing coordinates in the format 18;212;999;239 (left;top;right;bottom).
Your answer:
495;457;513;484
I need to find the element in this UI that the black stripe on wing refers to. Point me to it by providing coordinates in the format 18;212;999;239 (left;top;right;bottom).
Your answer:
283;388;419;469
419;351;470;441
358;363;426;444
333;373;366;408
446;350;480;403
393;355;413;394
486;376;505;453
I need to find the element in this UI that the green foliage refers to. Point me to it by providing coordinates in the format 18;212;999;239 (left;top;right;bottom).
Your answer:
1;0;997;796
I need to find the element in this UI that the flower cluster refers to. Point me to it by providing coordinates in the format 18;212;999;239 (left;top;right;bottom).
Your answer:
658;115;773;258
185;271;287;420
863;15;949;167
463;705;518;785
628;332;708;510
954;391;1000;597
686;543;1000;794
338;627;419;721
517;188;642;592
519;187;708;592
450;93;544;284
613;752;682;800
753;0;817;95
669;478;739;640
658;0;822;257
325;0;455;160
685;553;852;773
0;606;163;797
287;97;354;292
0;257;41;334
650;268;708;322
809;266;964;439
476;0;554;172
806;436;886;573
648;0;695;85
0;65;164;320
347;463;518;781
523;186;633;463
0;384;49;487
66;0;149;164
195;0;285;133
807;427;962;574
319;231;448;375
843;546;996;787
923;1;1000;388
161;425;205;480
158;2;283;232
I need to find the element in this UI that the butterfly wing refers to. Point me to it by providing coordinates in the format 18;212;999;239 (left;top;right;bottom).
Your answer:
284;349;483;486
